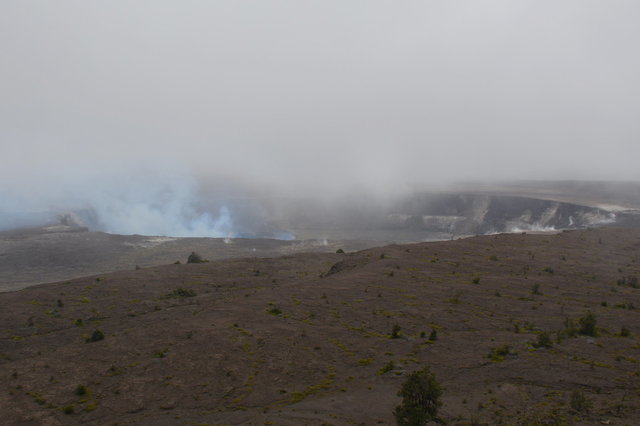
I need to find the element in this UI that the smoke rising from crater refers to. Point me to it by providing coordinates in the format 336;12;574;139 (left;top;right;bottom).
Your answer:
1;1;640;234
0;163;235;236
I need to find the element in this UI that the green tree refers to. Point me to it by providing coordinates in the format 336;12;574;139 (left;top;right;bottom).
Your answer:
579;311;597;336
394;366;443;425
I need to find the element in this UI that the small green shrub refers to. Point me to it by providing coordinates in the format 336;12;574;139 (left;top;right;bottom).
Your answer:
394;366;442;425
488;345;512;362
428;329;438;341
472;276;480;284
62;405;74;414
74;385;87;396
579;311;597;337
532;332;552;348
86;330;104;343
336;248;345;254
154;349;168;358
187;251;205;263
531;284;542;295
391;324;402;339
266;305;282;316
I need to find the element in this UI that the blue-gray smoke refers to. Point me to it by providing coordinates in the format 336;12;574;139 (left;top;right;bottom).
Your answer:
0;165;292;239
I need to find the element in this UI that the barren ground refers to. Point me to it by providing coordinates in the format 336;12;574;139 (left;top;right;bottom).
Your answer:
1;228;639;424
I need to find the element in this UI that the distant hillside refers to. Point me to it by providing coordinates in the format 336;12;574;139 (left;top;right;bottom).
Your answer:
0;225;374;292
1;228;639;424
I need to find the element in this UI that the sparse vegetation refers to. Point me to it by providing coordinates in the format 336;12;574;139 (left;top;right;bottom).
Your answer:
75;385;87;396
488;345;512;362
336;248;345;254
570;390;592;413
532;332;552;348
378;360;395;375
3;227;640;424
163;288;196;298
578;311;597;337
391;324;402;339
617;275;638;288
266;304;282;316
86;330;104;343
428;329;438;341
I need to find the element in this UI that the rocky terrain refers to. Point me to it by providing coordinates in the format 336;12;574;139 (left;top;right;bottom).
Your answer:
4;187;639;293
1;228;639;424
0;226;373;292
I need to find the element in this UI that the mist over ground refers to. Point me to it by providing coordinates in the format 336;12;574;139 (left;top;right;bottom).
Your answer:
2;1;639;236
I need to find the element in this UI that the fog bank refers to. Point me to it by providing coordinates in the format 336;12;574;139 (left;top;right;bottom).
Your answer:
2;1;639;234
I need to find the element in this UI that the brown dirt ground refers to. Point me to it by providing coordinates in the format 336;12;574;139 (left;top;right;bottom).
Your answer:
1;228;639;425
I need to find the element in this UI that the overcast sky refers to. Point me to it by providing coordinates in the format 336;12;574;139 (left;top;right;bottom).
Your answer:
2;1;640;196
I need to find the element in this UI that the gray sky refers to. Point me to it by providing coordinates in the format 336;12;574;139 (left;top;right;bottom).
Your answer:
1;1;640;203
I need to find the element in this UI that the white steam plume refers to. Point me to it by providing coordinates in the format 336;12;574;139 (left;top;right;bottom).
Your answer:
0;163;234;237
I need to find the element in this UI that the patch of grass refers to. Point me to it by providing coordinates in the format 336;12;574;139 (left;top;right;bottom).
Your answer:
154;349;168;358
289;370;335;403
617;275;639;288
488;345;513;362
358;358;373;366
266;304;282;316
329;338;355;356
377;360;396;375
447;291;462;304
532;332;553;348
163;288;196;298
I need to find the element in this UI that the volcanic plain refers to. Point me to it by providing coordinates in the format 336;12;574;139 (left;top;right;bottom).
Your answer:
1;228;639;424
